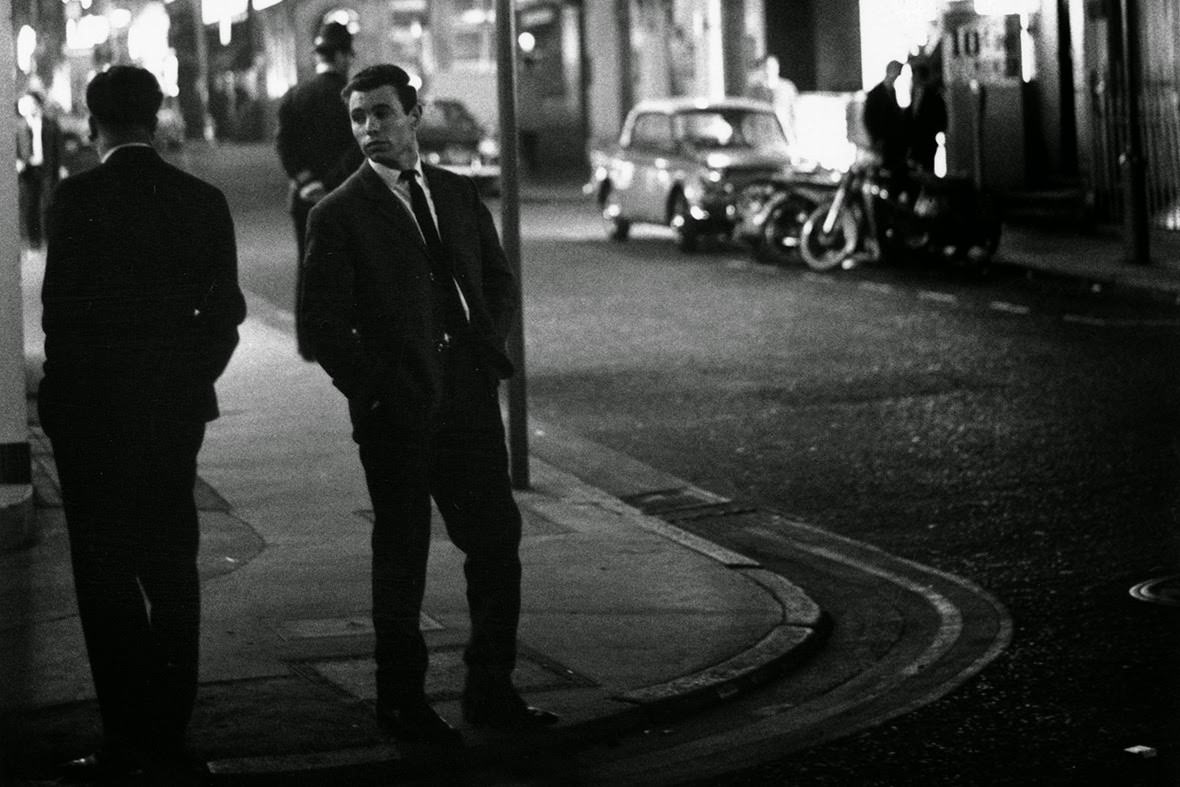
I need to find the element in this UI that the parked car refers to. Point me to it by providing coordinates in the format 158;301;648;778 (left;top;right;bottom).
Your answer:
587;97;797;251
419;98;501;195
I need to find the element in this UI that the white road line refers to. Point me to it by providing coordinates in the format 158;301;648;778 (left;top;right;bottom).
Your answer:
917;290;958;304
989;301;1031;314
1064;314;1180;328
1063;314;1108;326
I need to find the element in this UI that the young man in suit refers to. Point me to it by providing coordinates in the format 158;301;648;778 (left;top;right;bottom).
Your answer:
299;63;557;745
275;20;363;360
15;90;66;248
40;65;245;782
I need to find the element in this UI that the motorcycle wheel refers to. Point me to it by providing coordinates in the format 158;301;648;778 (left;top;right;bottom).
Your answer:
757;195;814;265
800;202;859;271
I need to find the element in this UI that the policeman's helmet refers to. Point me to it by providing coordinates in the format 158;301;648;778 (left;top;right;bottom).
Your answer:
314;22;354;56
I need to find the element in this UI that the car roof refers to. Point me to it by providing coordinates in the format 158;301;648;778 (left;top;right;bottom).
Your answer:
626;97;775;116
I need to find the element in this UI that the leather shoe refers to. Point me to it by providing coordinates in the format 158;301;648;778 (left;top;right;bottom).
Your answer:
377;700;463;746
58;750;145;783
462;687;560;730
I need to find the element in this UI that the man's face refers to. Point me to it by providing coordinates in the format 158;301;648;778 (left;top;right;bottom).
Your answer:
349;85;419;171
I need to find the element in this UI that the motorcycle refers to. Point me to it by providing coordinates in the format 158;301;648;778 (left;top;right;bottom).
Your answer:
734;170;841;265
798;155;1002;272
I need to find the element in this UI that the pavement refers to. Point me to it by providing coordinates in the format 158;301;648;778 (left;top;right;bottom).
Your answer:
2;160;1179;785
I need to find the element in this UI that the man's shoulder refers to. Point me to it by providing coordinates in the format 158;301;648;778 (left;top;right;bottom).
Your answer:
310;165;370;215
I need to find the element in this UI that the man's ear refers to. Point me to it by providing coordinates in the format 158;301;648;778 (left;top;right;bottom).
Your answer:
409;103;422;126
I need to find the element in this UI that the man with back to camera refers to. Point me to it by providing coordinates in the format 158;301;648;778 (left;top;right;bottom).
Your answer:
863;59;907;172
276;20;364;360
298;63;558;745
40;65;245;782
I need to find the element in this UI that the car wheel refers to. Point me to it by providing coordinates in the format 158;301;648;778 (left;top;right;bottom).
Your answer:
670;192;699;253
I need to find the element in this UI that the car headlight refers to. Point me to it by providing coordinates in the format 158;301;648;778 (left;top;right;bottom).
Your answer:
478;137;499;160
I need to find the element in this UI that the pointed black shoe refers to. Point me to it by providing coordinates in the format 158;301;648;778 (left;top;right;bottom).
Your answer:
376;699;464;746
461;685;559;730
57;750;146;783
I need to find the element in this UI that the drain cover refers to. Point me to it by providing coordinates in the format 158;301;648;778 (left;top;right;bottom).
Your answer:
1129;575;1180;607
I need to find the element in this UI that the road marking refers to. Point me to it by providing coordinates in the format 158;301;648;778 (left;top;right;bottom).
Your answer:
859;282;895;295
1064;314;1180;328
917;290;958;304
989;300;1031;314
1063;314;1108;326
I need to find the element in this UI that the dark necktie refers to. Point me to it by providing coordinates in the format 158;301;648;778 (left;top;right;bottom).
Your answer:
400;169;446;261
399;169;466;332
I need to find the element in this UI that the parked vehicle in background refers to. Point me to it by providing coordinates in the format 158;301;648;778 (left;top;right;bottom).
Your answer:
587;97;796;251
419;97;501;195
733;166;842;264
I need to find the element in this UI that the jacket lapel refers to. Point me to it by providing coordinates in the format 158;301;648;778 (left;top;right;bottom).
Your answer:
357;163;428;255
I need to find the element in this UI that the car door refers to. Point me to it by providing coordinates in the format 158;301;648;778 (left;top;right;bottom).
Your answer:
623;111;675;223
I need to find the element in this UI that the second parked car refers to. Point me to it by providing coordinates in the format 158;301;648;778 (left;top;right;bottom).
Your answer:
588;97;795;251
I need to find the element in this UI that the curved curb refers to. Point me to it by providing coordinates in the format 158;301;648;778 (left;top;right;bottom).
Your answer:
618;566;829;719
202;544;829;782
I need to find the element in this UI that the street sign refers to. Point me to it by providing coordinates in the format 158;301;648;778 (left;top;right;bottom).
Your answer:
943;14;1022;85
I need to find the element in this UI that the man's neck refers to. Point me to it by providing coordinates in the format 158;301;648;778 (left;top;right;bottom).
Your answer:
96;132;154;161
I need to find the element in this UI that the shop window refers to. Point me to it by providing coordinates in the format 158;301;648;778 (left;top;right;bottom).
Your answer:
450;0;494;71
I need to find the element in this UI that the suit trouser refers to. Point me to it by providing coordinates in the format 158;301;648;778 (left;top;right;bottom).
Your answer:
46;410;205;752
356;339;523;704
18;166;47;246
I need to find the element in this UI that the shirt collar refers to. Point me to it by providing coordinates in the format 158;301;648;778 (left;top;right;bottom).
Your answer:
101;142;154;164
367;157;423;191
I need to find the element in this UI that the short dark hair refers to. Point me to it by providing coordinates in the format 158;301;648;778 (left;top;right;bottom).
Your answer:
86;66;162;130
341;64;417;113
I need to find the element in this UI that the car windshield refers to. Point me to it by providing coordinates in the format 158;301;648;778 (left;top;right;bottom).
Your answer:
675;109;788;153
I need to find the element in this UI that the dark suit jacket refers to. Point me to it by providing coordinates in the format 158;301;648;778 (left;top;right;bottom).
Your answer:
40;146;246;424
863;81;906;167
298;161;517;431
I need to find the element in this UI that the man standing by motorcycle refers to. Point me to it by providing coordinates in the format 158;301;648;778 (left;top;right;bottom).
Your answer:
863;60;907;172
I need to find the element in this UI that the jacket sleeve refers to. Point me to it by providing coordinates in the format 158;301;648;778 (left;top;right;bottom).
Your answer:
474;187;518;344
194;190;246;384
275;91;311;183
298;201;393;407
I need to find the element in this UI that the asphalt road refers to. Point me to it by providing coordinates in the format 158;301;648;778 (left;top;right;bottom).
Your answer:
191;144;1179;785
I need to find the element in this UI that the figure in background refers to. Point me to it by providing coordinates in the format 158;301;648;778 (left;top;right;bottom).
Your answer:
862;59;907;172
16;90;66;249
275;20;364;360
40;65;245;783
748;54;798;149
907;62;947;174
299;64;558;747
